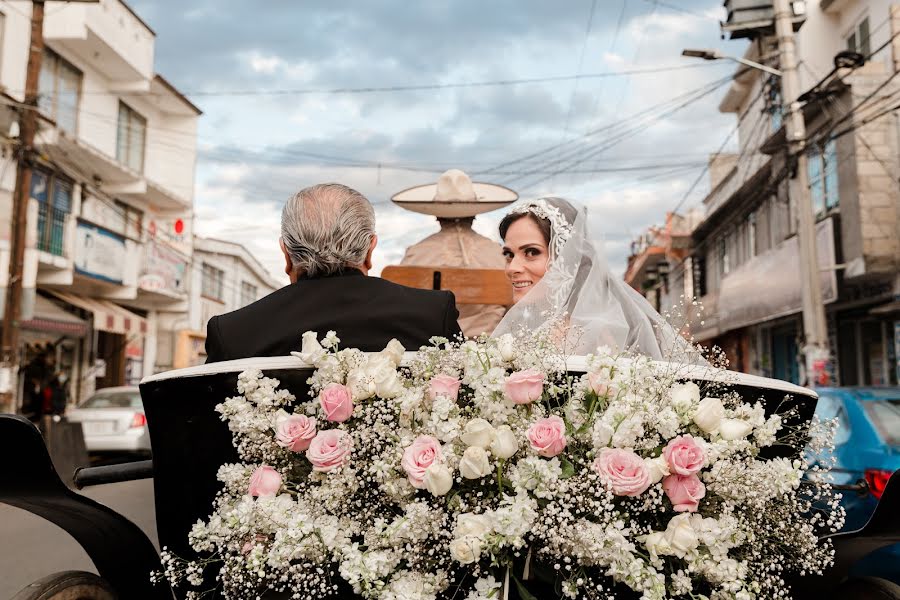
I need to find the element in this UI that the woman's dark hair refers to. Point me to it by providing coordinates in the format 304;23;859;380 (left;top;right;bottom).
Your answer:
498;212;551;244
498;197;579;244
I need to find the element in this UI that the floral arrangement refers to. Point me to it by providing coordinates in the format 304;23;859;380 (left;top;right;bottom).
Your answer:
156;330;844;600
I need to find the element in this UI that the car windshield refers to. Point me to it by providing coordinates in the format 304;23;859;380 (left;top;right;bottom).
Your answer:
863;399;900;446
81;391;142;409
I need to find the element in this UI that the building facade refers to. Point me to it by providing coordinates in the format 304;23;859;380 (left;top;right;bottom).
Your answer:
171;236;281;369
0;0;200;407
628;0;900;386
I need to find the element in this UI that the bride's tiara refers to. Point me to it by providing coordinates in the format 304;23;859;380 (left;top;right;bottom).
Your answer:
509;199;575;257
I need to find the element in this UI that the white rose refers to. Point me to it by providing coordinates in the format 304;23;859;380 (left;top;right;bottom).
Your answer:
365;353;393;375
293;331;326;364
449;536;482;564
662;514;700;558
497;333;516;362
459;446;492;479
455;513;492;538
460;418;496;449
346;369;375;401
381;338;405;366
693;397;725;434
642;531;672;560
645;455;670;485
372;365;404;399
424;463;453;496
670;382;701;410
718;418;753;441
490;425;519;459
592;420;614;449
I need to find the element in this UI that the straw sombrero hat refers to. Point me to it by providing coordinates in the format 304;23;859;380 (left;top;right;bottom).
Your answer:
391;169;518;218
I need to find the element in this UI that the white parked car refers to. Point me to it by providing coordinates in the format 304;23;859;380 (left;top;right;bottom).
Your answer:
67;386;151;455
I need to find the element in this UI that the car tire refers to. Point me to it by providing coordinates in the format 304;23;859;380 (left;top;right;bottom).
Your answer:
11;570;116;600
832;577;900;600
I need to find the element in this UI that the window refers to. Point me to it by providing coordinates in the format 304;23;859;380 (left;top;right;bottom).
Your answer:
807;139;839;216
747;211;757;258
692;255;707;298
718;236;730;277
30;169;73;256
847;16;871;57
768;81;783;132
240;281;257;307
116;101;146;173
201;263;224;301
38;49;81;133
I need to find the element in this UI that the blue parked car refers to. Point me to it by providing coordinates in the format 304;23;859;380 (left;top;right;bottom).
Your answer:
813;387;900;583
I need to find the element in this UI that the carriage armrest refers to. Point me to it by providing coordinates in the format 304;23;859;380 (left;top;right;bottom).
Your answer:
74;459;154;489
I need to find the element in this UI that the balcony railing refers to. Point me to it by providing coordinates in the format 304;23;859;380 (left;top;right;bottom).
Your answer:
36;203;69;257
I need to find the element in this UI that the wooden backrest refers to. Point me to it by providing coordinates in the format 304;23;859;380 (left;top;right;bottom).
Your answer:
381;265;513;306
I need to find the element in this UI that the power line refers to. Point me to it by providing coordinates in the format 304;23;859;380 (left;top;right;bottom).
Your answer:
2;63;720;99
480;72;733;177
512;74;734;192
671;83;771;214
553;0;599;189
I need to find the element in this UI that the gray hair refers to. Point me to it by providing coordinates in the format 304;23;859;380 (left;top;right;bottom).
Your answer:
281;183;376;278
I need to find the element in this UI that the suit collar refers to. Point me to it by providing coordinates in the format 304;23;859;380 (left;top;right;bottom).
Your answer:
296;268;365;282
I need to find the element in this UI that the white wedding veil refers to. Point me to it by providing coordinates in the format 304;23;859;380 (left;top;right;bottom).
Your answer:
492;197;704;363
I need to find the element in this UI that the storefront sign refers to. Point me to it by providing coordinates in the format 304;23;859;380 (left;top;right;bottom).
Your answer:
74;221;126;284
139;240;188;294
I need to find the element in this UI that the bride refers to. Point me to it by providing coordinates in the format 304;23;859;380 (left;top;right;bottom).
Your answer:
492;197;700;361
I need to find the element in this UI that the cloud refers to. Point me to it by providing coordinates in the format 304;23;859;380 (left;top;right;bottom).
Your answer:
133;0;745;282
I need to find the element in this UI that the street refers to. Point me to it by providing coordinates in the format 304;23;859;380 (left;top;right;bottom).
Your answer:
0;477;157;598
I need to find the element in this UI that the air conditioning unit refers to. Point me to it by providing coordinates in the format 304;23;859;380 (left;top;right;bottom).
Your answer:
722;0;806;40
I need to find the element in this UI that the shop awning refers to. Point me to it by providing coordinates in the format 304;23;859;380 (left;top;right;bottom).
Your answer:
47;291;148;336
21;294;88;337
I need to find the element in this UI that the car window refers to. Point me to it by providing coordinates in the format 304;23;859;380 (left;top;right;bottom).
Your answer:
863;399;900;446
81;392;142;409
814;394;851;446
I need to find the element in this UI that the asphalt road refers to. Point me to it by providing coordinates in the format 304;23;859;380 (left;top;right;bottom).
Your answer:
0;476;157;599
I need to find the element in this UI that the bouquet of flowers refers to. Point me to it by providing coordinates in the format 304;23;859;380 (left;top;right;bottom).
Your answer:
156;330;844;600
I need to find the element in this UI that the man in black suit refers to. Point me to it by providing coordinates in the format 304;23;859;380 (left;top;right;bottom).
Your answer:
205;183;462;362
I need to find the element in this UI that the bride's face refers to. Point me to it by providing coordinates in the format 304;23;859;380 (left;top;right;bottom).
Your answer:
502;217;549;303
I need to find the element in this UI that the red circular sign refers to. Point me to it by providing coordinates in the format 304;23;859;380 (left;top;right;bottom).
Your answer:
174;219;184;234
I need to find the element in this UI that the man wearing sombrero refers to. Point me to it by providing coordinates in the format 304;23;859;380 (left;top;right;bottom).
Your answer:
392;169;518;337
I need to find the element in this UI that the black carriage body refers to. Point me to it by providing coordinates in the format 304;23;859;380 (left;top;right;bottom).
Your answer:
5;355;897;599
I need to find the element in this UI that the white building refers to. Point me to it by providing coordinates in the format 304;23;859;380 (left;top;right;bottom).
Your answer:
0;0;200;405
172;236;281;369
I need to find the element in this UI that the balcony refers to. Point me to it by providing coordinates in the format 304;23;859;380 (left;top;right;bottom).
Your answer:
43;0;155;85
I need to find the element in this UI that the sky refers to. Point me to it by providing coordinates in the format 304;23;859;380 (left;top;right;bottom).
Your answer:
131;0;749;282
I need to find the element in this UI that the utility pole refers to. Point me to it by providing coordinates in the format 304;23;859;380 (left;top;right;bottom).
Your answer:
0;1;45;413
772;0;831;385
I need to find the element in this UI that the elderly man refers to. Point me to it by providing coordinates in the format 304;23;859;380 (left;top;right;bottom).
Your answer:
205;183;462;362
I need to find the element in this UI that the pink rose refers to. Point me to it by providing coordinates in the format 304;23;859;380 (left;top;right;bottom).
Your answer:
587;372;615;397
275;414;317;452
592;448;652;497
505;369;545;405
248;465;282;497
429;374;461;402
306;429;352;472
319;383;354;422
663;435;706;476
663;473;706;512
401;435;444;488
526;415;567;457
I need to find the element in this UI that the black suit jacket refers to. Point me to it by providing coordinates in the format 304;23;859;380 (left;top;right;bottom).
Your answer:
205;270;462;362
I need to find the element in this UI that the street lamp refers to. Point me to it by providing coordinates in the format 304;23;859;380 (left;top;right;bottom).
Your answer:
681;48;783;77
